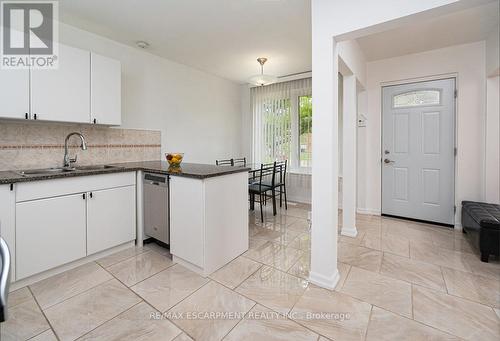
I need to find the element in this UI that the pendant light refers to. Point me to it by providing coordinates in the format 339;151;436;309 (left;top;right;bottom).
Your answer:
248;57;277;86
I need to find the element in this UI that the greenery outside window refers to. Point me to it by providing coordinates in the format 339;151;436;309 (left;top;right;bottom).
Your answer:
299;95;312;168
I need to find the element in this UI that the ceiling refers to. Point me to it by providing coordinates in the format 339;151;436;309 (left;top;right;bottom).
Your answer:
356;1;500;62
59;0;311;84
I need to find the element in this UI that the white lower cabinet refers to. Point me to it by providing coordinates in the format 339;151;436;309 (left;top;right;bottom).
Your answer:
16;193;87;280
87;186;136;255
12;172;137;281
0;185;16;281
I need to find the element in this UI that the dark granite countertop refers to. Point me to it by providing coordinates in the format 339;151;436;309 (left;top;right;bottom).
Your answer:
0;161;250;185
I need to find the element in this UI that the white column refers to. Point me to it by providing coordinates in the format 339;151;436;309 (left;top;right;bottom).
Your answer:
309;31;340;290
341;75;358;237
485;76;500;204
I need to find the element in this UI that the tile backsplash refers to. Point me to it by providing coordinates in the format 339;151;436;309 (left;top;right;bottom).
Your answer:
0;121;161;171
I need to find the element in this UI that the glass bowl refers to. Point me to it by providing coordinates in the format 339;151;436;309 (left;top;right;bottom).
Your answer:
165;153;184;167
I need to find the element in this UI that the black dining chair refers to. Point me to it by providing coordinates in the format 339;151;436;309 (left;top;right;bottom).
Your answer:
274;160;288;209
216;158;233;166
233;157;246;166
249;162;277;222
261;160;288;209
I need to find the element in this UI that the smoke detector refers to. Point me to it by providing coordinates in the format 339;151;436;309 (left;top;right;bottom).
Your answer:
136;41;150;49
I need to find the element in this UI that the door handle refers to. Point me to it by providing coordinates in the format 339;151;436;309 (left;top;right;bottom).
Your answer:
384;158;395;164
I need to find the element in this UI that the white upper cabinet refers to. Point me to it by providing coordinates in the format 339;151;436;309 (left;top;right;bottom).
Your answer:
0;68;30;119
91;53;121;125
0;44;121;125
30;44;91;123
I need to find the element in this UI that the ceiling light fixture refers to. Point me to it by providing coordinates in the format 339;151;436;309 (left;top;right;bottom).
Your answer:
248;57;277;86
136;41;150;49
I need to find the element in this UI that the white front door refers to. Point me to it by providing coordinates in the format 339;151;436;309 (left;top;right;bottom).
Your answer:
382;78;455;225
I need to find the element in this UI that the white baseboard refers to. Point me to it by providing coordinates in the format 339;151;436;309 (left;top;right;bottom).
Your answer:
287;194;311;205
356;208;381;215
309;269;340;290
341;227;358;237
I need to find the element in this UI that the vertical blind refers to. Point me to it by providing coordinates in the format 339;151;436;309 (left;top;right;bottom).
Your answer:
251;77;312;164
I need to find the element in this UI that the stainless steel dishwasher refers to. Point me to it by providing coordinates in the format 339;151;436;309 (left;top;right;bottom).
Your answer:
143;173;170;245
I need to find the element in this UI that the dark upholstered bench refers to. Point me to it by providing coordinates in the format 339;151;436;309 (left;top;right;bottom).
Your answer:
462;201;500;262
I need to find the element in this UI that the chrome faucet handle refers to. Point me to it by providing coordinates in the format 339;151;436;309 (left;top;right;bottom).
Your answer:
64;155;77;169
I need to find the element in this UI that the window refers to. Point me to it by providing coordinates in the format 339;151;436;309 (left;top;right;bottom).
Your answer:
393;90;441;108
261;98;291;164
251;78;312;172
299;95;312;168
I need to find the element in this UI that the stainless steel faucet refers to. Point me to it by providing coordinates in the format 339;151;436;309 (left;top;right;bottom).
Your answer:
63;132;87;168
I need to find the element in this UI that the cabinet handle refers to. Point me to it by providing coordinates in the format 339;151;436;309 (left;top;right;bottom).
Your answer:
83;193;86;200
25;113;29;119
93;118;97;124
90;192;93;199
33;114;37;120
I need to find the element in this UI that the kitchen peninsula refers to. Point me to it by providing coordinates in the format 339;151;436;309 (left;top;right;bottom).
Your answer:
130;161;251;277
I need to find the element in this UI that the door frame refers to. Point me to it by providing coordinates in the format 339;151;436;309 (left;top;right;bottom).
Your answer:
380;74;458;226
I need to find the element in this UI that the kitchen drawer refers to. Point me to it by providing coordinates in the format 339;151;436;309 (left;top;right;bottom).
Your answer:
16;172;135;202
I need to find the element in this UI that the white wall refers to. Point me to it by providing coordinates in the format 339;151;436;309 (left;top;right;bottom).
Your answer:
360;41;486;225
240;85;252;162
318;0;459;38
287;174;312;204
60;23;242;164
485;76;500;203
356;89;369;212
338;40;367;87
486;24;500;77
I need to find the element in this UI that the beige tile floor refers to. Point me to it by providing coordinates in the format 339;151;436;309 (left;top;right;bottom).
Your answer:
1;201;499;341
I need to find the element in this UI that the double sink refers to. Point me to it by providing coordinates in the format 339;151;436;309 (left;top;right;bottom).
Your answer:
16;165;123;177
14;133;126;177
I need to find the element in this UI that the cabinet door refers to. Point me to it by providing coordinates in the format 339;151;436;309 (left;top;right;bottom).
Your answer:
16;193;87;280
0;68;29;119
31;44;91;123
170;176;204;268
91;53;121;125
0;185;16;282
87;186;136;255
